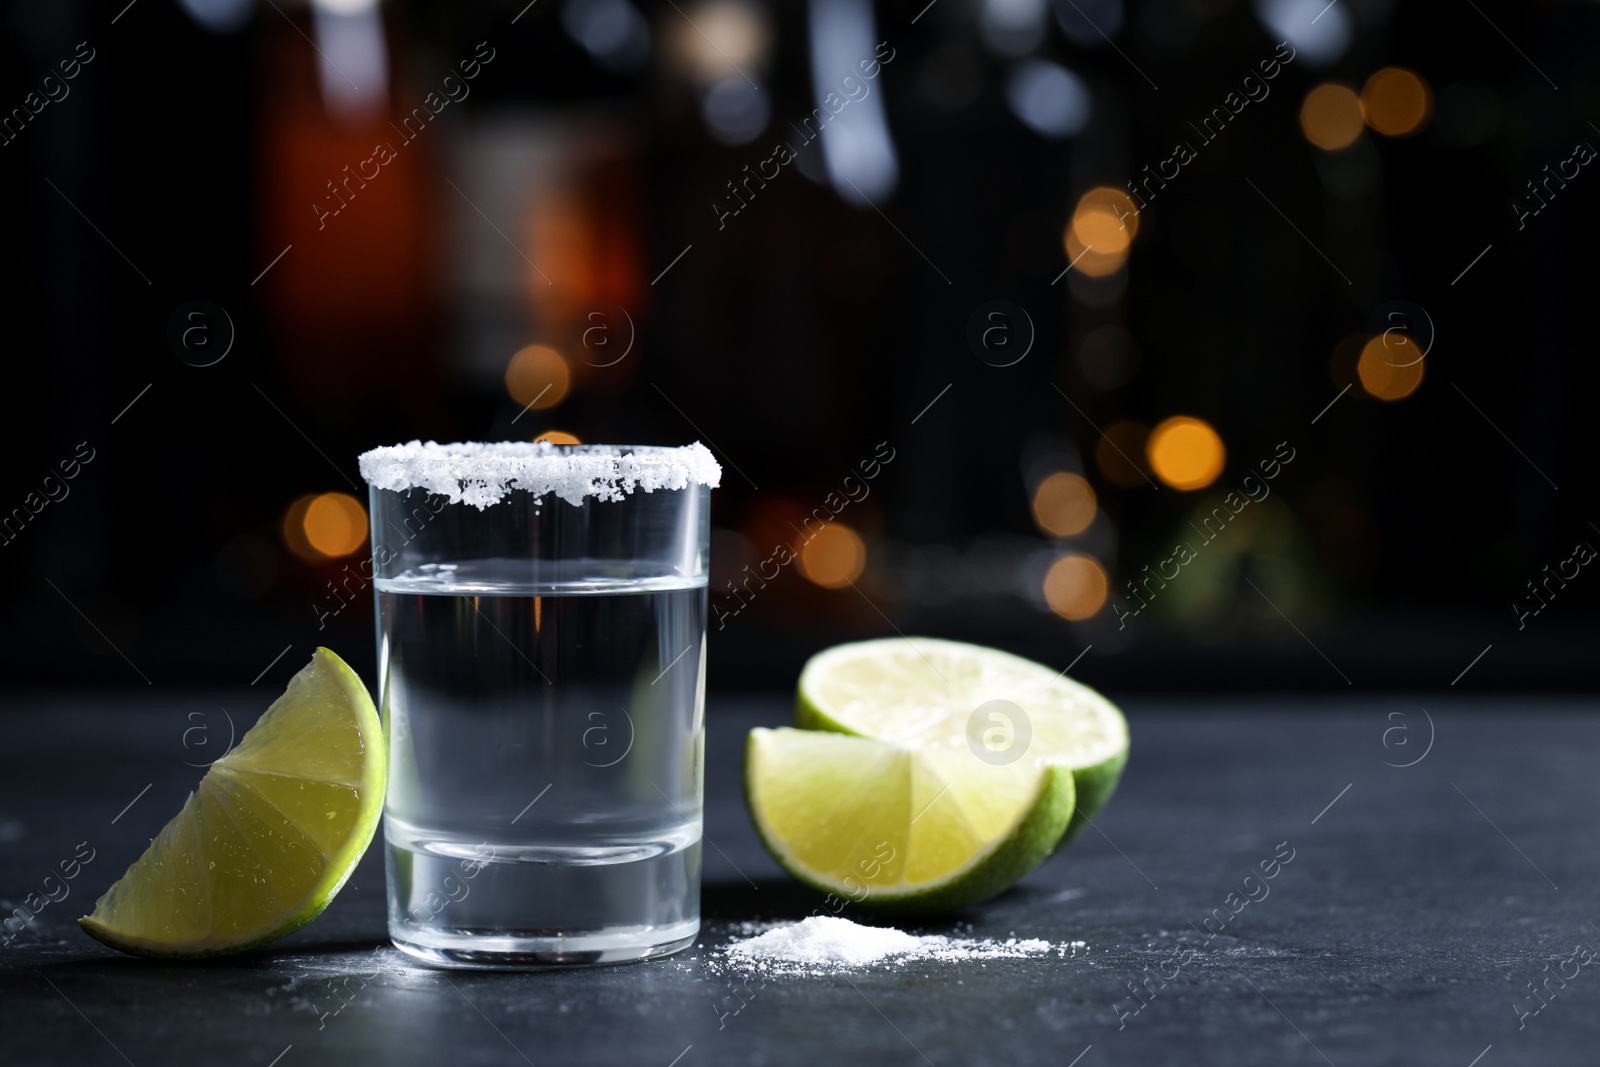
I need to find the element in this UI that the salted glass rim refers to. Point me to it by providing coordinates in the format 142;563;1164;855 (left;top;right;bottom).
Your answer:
357;440;722;509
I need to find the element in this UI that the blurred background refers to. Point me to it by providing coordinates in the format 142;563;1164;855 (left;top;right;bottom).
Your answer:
1;0;1595;693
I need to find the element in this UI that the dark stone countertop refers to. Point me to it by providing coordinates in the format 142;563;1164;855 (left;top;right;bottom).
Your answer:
3;690;1598;1066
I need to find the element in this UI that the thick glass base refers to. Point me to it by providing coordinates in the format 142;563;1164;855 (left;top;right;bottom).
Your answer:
383;823;702;970
389;920;699;969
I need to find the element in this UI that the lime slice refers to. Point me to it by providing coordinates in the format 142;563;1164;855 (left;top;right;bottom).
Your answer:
80;648;385;959
745;727;1075;914
795;637;1127;844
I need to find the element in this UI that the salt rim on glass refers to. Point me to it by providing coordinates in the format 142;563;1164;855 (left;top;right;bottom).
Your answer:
357;440;723;509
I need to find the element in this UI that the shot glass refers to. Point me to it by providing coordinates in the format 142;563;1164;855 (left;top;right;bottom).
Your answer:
358;441;720;967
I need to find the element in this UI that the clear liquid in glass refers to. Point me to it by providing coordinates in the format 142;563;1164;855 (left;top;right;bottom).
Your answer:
377;560;705;967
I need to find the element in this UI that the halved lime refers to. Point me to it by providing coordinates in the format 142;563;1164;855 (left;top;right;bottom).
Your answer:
745;727;1075;914
795;637;1127;843
80;648;386;959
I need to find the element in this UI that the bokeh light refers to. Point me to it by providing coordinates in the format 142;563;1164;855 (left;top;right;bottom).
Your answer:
1043;553;1108;620
1064;228;1129;277
506;345;571;410
1032;472;1097;537
702;77;770;145
1055;0;1124;48
1004;59;1091;139
535;430;582;445
743;497;809;558
1255;0;1351;66
1147;416;1226;491
1300;83;1364;150
667;0;771;85
314;0;379;14
1072;186;1139;252
1096;420;1152;488
1062;186;1137;277
798;522;867;589
281;494;321;562
303;492;368;558
1362;67;1431;137
561;0;651;76
1357;335;1425;400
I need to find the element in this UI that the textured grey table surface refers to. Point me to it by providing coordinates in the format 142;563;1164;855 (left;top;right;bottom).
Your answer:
2;690;1597;1067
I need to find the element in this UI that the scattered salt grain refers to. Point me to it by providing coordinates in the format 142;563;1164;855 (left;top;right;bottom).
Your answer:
715;916;1067;976
357;440;722;509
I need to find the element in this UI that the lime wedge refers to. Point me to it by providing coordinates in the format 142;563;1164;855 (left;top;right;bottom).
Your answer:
80;648;385;959
795;637;1127;844
745;727;1075;914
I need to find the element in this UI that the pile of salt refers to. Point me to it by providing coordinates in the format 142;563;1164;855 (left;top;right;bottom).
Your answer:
716;916;1076;975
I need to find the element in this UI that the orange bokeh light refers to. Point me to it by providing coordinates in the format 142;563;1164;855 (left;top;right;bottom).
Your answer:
303;492;368;558
1063;227;1130;278
1357;335;1426;400
284;492;367;561
1043;554;1109;621
1300;83;1364;151
534;430;582;445
281;494;320;562
1032;472;1097;537
1362;67;1432;137
1147;416;1226;491
1071;186;1140;254
506;345;571;409
798;523;867;589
